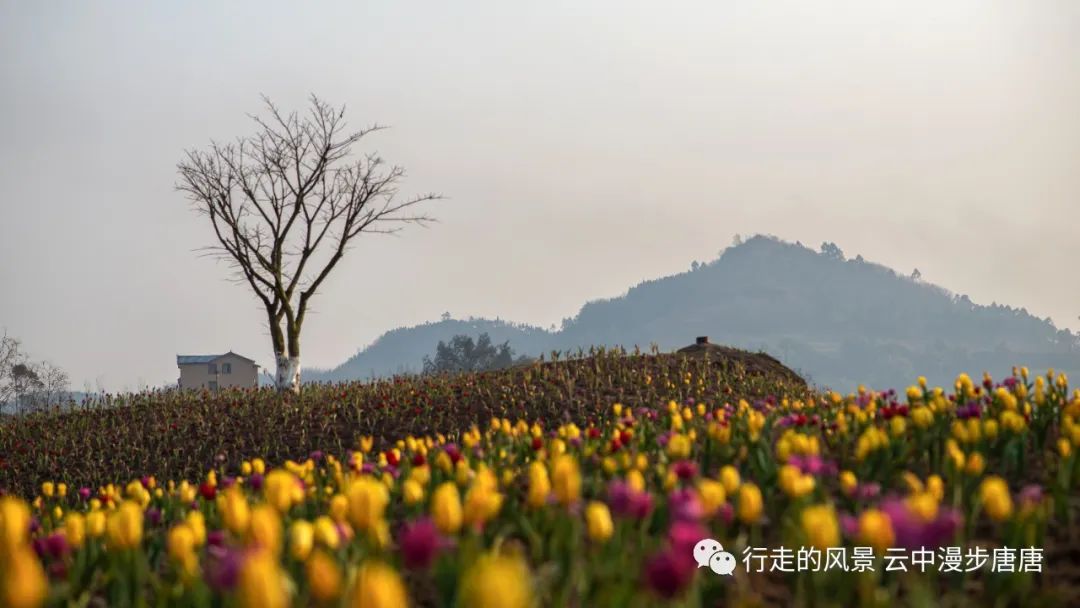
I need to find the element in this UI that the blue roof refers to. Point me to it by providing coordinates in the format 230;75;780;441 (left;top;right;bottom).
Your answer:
176;351;258;366
177;355;222;365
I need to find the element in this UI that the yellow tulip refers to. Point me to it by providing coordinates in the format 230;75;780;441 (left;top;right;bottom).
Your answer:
2;545;47;608
220;485;251;536
249;505;283;556
167;523;199;579
167;523;196;561
906;492;938;523
178;481;197;504
737;483;763;524
289;520;315;561
411;464;431;484
858;509;895;553
527;462;551;508
65;513;86;548
585;501;614;543
666;434;691;459
87;510;107;538
264;470;302;513
185;510;206;546
237;550;287;608
696;479;726;516
306;550;342;603
455;461;472;487
403;479;425;506
839;471;857;496
979;476;1014;522
329;494;349;523
347;476;390;533
431;482;463;535
463;470;503;528
719;466;741;495
926;475;945;502
800;504;840;549
900;472;923;494
106;500;143;550
459;552;532;608
0;497;32;552
551;455;581;506
964;452;986;476
350;561;410;608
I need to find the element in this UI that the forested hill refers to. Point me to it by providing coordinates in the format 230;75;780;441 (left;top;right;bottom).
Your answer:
307;235;1080;391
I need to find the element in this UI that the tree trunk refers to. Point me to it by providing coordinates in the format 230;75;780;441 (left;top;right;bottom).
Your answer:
274;353;301;394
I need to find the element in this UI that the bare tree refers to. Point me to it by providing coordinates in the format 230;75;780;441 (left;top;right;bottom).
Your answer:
0;332;72;413
0;331;22;406
11;362;42;414
31;360;70;409
177;96;439;393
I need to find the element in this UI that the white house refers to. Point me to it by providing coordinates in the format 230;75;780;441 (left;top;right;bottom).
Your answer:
177;351;259;391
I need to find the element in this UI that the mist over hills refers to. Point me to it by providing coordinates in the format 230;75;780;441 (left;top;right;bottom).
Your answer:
306;235;1080;391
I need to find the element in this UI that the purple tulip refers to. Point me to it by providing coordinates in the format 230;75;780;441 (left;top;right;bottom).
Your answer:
800;455;827;476
880;498;960;549
672;460;698;480
668;488;703;522
644;549;694;599
608;481;654;519
204;546;243;591
657;432;672;448
1019;484;1044;508
45;533;70;559
668;520;709;558
718;502;735;526
855;482;881;501
207;529;227;548
840;513;859;539
399;518;440;569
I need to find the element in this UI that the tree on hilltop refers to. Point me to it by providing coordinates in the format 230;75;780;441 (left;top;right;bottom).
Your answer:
422;333;530;375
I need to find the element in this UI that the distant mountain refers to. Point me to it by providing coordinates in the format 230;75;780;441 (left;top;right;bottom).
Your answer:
306;235;1080;391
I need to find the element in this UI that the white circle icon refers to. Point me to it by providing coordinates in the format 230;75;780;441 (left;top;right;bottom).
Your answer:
693;538;737;575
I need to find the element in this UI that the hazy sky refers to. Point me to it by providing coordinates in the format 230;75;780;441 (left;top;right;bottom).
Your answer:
2;1;1078;391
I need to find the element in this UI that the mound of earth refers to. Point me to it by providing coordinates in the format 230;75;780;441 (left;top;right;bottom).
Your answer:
676;338;807;388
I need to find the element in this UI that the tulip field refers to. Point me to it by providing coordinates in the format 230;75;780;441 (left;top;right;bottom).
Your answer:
1;348;1080;607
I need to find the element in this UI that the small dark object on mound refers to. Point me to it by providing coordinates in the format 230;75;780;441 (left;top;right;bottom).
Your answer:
676;337;806;387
